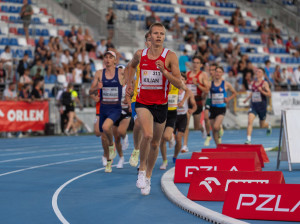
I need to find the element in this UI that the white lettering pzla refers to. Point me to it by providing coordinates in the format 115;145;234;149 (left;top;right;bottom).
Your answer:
7;110;44;122
236;194;300;212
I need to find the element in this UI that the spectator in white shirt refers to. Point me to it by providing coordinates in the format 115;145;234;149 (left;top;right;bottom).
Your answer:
292;66;300;85
3;82;17;101
96;39;107;59
78;50;90;65
60;49;73;72
72;62;83;84
0;46;13;81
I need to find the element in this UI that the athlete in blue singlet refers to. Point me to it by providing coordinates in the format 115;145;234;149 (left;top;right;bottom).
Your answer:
243;67;272;144
89;51;125;172
208;66;236;145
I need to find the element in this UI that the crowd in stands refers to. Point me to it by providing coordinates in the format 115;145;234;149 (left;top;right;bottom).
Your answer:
0;24;121;105
144;9;300;92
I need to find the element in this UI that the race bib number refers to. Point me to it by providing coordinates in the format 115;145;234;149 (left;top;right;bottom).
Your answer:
187;84;197;95
168;94;178;108
252;92;262;102
102;87;119;102
141;70;162;89
212;93;224;105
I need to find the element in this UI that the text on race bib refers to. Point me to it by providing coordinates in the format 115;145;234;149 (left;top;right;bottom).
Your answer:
212;93;224;105
102;87;119;101
168;94;178;108
187;84;197;95
252;92;262;102
141;70;163;89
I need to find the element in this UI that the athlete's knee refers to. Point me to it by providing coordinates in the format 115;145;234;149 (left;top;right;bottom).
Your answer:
95;131;101;137
150;140;160;149
143;132;153;142
102;124;111;133
213;124;220;132
118;128;127;137
163;133;172;142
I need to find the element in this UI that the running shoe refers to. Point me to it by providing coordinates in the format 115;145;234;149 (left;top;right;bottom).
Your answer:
64;130;70;136
121;134;129;151
105;160;112;173
267;126;272;136
136;170;146;189
181;145;189;153
141;178;151;195
244;140;251;145
129;149;140;167
102;156;107;166
109;144;116;160
204;136;212;146
219;127;224;137
117;157;124;169
169;134;175;148
160;160;168;170
172;157;177;164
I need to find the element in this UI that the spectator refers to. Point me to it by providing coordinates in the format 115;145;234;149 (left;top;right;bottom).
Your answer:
196;39;209;62
20;0;33;43
106;7;116;39
0;62;6;84
179;50;191;74
273;65;284;84
44;60;57;84
78;50;90;65
224;42;235;65
169;13;181;39
264;60;273;84
194;16;208;36
17;53;30;78
230;36;239;48
46;36;56;53
3;82;17;101
0;46;13;81
242;71;253;91
60;49;73;72
35;37;47;61
291;66;300;85
145;11;157;30
106;38;115;50
73;62;83;84
82;64;93;83
52;51;62;71
31;79;45;101
257;18;266;33
30;59;46;78
96;39;107;59
76;27;84;42
183;25;195;44
84;28;96;52
19;68;33;86
68;26;77;47
56;67;67;84
54;37;62;52
230;7;246;28
61;35;74;53
243;61;254;80
18;83;31;102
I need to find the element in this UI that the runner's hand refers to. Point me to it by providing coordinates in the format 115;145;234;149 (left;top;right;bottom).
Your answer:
178;101;184;108
126;84;133;97
155;60;166;74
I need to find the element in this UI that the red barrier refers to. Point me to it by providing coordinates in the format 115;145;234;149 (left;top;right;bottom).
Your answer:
223;184;300;222
202;148;264;168
217;144;269;163
187;171;285;201
191;152;262;169
174;158;260;183
0;101;49;132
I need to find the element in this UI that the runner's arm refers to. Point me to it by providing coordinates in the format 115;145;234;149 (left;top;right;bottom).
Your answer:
225;81;237;102
259;81;271;97
188;90;197;114
89;69;102;95
125;50;141;95
156;52;185;90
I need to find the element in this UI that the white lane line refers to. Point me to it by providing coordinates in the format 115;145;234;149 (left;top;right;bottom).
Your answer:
52;153;192;224
0;142;99;152
0;145;101;157
0;156;99;177
0;150;100;163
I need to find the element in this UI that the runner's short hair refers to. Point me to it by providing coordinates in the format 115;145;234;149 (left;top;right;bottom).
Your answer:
149;22;166;34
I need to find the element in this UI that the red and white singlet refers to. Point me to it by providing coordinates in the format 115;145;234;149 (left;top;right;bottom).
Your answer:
136;48;171;105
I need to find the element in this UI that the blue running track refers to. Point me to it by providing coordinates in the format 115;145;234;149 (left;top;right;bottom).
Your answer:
0;128;299;224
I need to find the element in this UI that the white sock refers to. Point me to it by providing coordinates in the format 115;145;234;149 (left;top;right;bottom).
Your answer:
247;136;251;141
